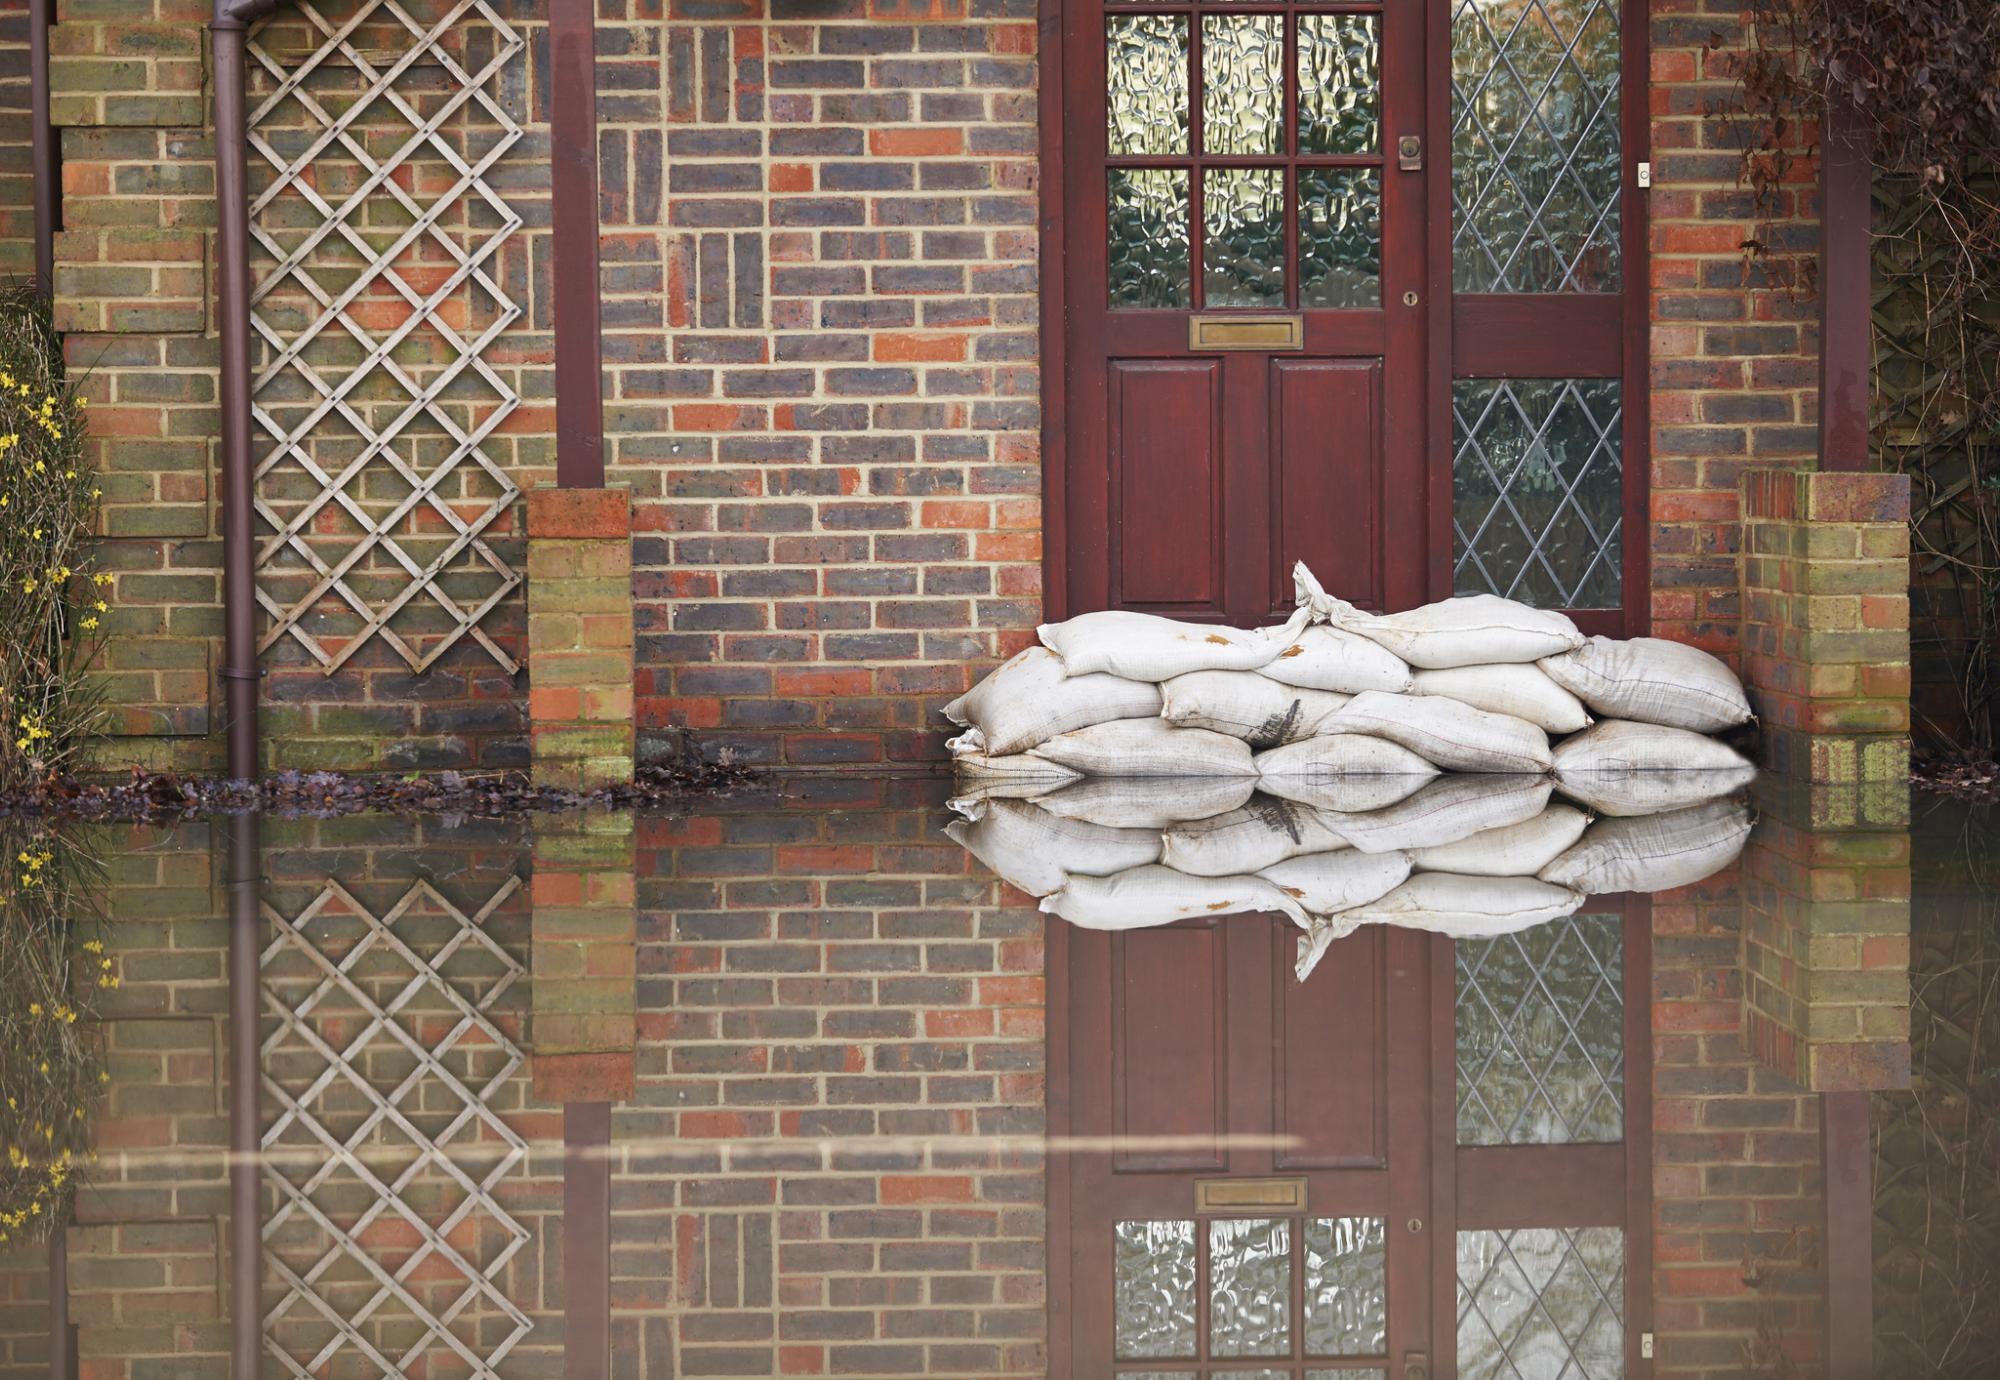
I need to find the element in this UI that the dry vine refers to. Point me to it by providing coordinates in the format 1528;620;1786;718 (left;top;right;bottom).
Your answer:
1733;0;2000;749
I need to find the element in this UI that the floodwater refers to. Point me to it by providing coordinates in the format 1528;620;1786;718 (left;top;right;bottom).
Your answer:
0;773;1991;1380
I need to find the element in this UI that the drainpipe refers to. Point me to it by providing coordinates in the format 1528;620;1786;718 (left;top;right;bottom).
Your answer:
29;0;53;291
212;0;280;784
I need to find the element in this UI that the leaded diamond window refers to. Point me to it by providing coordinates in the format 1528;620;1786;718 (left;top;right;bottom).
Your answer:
1456;912;1624;1145
1451;0;1622;292
1452;378;1622;610
1456;1227;1626;1380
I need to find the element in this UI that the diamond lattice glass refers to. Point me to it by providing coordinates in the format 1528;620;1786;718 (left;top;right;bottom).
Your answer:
1457;1227;1626;1380
1452;378;1622;609
1457;912;1624;1146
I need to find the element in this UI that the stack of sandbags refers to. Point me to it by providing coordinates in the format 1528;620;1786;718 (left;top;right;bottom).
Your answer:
944;560;1760;979
946;560;1755;799
945;772;1753;981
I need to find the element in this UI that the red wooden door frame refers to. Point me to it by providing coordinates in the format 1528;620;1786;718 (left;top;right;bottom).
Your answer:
1040;0;1653;634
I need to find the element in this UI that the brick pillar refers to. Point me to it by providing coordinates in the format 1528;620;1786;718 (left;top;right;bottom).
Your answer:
1740;470;1912;784
1741;782;1912;1094
530;812;637;1104
526;487;636;790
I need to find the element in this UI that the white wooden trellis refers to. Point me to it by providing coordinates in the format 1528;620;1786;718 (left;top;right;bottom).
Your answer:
246;0;526;675
260;875;531;1378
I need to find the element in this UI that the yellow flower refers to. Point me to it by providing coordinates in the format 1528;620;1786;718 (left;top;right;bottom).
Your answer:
94;601;106;613
80;617;98;630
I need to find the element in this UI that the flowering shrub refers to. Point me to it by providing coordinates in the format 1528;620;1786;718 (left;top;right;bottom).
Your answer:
0;287;106;792
0;825;109;1245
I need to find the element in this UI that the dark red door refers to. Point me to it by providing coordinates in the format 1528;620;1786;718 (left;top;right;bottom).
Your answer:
1060;0;1427;625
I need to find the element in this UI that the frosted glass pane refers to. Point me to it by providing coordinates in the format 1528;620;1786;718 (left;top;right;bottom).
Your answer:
1109;169;1192;309
1204;168;1286;308
1299;14;1380;155
1204;14;1285;156
1300;169;1381;308
1209;1217;1292;1357
1305;1216;1387;1355
1109;15;1190;157
1116;1219;1198;1358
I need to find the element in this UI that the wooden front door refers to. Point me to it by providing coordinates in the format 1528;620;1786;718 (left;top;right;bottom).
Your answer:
1050;902;1654;1380
1059;0;1427;625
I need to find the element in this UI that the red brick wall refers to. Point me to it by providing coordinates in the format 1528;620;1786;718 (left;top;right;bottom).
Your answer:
1647;0;1821;667
0;0;29;281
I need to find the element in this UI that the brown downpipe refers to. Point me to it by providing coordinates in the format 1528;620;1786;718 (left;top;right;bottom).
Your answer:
210;11;280;1380
29;0;52;291
212;0;280;784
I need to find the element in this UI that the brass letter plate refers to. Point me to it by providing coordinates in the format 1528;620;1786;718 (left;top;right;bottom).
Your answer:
1195;1177;1307;1213
1188;314;1305;352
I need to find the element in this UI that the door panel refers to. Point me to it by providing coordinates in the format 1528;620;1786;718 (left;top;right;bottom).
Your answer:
1111;359;1225;611
1113;921;1228;1172
1274;922;1386;1172
1271;358;1383;616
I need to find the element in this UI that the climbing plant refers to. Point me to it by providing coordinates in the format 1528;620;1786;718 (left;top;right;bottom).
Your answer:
1734;0;2000;749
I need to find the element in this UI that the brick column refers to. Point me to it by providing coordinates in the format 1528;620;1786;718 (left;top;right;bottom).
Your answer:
1740;470;1912;784
1741;783;1912;1094
530;812;638;1104
526;487;636;790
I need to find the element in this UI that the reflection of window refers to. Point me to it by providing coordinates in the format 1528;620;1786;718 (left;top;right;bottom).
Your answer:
1456;912;1624;1144
1450;0;1622;292
1113;1215;1389;1370
1452;379;1623;611
1457;1227;1626;1379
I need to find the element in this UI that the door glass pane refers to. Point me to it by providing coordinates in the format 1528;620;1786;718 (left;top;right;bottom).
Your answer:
1305;1216;1387;1355
1116;1219;1199;1358
1308;1373;1388;1380
1109;15;1191;157
1457;1227;1626;1380
1299;14;1380;155
1209;1217;1292;1356
1110;169;1192;309
1203;15;1285;156
1452;378;1622;609
1457;912;1624;1146
1299;169;1381;308
1451;0;1621;291
1203;168;1286;308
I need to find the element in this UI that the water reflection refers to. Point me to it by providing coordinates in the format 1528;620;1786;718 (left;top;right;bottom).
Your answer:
0;780;1982;1379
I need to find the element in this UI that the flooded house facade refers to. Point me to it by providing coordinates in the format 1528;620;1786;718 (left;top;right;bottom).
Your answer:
8;0;1910;785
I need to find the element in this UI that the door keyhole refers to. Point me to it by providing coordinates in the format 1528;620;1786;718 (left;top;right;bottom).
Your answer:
1398;135;1423;171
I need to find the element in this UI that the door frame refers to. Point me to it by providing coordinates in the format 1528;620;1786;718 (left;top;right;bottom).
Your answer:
1037;0;1653;633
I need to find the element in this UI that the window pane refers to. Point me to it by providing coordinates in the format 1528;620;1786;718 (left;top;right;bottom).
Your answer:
1458;1228;1625;1380
1452;378;1622;609
1203;168;1287;308
1305;1216;1387;1355
1116;1220;1198;1358
1300;169;1381;308
1110;169;1192;309
1299;14;1380;155
1457;912;1624;1146
1451;0;1621;291
1109;15;1190;157
1204;15;1285;156
1209;1217;1292;1356
1308;1373;1388;1380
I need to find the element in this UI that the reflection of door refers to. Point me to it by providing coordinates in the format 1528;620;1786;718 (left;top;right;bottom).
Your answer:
1049;900;1653;1380
1059;0;1426;625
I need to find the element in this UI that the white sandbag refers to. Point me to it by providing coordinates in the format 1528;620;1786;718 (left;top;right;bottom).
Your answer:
949;752;1084;799
1160;671;1350;747
1033;775;1257;830
1410;804;1590;877
1040;865;1308;931
1295;912;1367;981
1259;848;1412;916
1552;719;1754;777
1539;636;1753;734
1540;799;1753;894
1159;798;1347;878
1255;734;1440;780
1328;690;1552;774
1336;872;1585;937
1554;766;1757;818
944;798;1162;897
1410;664;1590;736
1039;605;1312;681
1257;771;1437;815
1325;774;1554;855
1295;563;1584;669
943;647;1163;756
1259;625;1415;695
1030;717;1258;778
